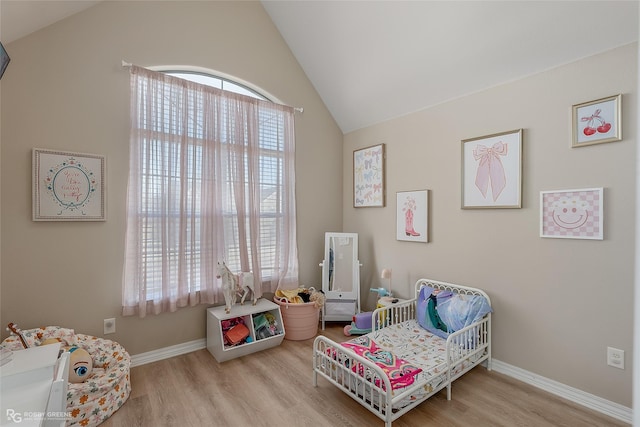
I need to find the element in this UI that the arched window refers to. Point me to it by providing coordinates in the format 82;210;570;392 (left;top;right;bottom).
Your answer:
123;66;298;316
165;71;268;101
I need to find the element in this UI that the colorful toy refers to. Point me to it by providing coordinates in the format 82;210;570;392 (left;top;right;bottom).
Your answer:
65;346;93;383
343;311;373;336
41;338;93;383
370;287;391;298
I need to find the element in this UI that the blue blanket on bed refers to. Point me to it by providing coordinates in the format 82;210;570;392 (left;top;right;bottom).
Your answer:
417;286;492;338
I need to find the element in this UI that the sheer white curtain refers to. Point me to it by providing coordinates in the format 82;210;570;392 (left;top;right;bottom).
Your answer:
122;66;299;317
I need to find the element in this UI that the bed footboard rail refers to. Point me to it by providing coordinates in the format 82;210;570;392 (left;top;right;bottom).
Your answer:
444;313;491;400
313;335;394;426
416;277;492;401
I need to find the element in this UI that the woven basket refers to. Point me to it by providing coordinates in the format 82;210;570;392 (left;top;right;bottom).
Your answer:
273;297;319;340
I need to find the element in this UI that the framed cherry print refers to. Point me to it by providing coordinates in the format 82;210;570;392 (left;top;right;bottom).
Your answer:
572;94;621;148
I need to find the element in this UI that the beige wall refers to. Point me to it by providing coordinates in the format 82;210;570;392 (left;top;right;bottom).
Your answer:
344;43;636;407
0;1;342;354
1;0;635;411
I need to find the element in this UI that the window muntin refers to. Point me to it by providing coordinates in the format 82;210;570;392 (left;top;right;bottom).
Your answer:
136;72;285;299
166;72;267;100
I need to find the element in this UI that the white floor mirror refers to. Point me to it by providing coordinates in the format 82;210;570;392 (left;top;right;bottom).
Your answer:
320;232;361;329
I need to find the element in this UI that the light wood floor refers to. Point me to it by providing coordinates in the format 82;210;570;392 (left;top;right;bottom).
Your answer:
102;324;628;427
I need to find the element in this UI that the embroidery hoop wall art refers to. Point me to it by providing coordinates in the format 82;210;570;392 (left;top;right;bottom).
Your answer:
353;143;385;207
461;129;523;209
33;148;106;221
572;94;621;148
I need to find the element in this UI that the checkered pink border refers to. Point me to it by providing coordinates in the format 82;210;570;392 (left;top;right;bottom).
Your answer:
540;188;603;240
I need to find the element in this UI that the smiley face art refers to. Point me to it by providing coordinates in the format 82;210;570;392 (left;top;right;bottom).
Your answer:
551;196;590;230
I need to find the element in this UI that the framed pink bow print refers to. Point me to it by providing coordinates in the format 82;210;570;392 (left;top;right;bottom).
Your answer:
572;94;621;148
462;129;523;209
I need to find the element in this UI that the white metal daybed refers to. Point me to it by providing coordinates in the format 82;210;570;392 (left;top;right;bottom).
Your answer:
312;278;492;427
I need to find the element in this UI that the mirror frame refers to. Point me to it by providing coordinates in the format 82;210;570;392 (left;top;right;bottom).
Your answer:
321;232;360;300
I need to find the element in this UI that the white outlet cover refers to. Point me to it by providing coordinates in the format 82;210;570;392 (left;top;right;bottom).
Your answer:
607;347;624;369
103;318;116;334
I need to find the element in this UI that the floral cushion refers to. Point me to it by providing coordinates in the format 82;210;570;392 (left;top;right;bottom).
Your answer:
1;326;130;426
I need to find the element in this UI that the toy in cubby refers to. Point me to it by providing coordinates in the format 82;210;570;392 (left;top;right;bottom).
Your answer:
253;312;280;340
221;317;251;347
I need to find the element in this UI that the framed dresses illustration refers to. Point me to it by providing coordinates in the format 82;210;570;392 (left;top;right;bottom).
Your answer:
353;143;385;207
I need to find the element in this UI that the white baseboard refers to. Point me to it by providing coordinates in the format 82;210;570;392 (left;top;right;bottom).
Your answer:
130;338;206;368
129;342;631;424
492;359;632;424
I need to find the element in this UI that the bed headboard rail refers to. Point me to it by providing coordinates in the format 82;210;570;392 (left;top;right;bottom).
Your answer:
414;278;491;307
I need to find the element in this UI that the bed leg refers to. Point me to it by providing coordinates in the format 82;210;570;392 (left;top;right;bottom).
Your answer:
312;355;318;387
447;383;452;401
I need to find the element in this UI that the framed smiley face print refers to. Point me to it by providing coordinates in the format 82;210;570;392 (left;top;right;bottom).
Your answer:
540;188;603;240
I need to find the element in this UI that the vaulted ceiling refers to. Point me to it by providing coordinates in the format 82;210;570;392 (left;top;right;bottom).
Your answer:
262;1;639;133
2;1;638;133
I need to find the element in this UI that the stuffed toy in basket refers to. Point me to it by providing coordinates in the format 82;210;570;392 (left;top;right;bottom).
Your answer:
2;325;130;427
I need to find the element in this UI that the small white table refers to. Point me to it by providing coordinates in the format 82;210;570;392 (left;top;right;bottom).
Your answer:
0;343;65;427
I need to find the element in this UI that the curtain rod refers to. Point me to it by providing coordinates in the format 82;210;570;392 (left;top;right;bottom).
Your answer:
121;60;304;113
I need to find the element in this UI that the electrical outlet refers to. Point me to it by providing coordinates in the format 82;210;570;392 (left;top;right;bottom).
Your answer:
104;318;116;335
607;347;624;369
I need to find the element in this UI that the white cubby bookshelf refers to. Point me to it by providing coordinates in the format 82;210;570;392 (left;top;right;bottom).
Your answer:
206;298;285;362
